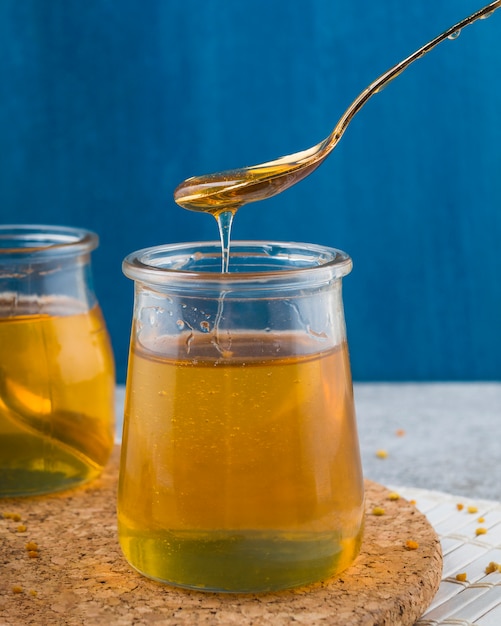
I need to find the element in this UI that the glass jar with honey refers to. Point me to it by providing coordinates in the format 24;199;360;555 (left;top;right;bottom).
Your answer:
0;225;115;496
119;240;364;592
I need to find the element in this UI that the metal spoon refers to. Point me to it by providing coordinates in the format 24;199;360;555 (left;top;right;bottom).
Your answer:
174;1;500;217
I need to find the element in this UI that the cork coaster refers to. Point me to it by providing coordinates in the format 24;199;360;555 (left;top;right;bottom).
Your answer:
0;447;442;626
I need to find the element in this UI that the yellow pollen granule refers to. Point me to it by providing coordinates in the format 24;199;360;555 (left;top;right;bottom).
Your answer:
477;517;485;523
405;540;419;550
25;541;38;551
372;507;385;516
388;492;400;501
12;586;23;594
2;512;22;521
475;527;487;536
456;503;464;511
375;449;388;459
395;429;406;437
467;506;478;514
455;572;467;582
16;525;27;533
27;551;39;558
485;562;501;574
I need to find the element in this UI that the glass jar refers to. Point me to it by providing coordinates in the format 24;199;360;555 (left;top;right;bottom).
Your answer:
0;225;115;496
119;240;364;592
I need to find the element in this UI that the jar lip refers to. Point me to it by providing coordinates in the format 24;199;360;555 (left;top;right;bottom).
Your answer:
123;240;352;287
0;224;98;256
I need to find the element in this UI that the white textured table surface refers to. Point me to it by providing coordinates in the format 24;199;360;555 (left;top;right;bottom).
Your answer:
115;383;501;625
354;383;501;501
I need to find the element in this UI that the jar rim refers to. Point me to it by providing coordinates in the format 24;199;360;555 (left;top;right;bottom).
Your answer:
123;240;352;289
0;224;98;256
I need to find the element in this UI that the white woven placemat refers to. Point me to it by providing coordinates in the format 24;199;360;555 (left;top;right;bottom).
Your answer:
397;486;501;626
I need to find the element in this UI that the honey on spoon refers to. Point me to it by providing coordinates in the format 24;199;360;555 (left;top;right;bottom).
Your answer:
174;1;501;272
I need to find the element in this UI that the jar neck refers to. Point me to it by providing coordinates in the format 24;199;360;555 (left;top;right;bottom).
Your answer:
0;224;98;258
0;226;99;313
124;240;352;297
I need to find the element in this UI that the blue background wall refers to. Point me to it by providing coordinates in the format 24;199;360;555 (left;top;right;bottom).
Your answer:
1;0;500;383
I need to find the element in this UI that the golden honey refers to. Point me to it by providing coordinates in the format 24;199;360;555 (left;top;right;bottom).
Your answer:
118;332;364;591
0;297;115;496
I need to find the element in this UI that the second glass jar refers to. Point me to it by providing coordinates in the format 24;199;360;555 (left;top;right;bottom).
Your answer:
0;225;115;497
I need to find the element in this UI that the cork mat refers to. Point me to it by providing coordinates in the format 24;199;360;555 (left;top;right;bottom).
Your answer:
0;447;442;626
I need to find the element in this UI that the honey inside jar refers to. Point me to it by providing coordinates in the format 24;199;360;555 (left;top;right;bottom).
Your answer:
0;295;115;496
118;330;364;591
